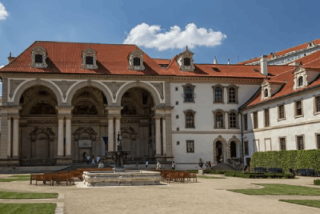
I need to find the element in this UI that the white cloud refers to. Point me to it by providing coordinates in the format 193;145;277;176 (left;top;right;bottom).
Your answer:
0;65;4;69
0;2;8;20
123;23;227;51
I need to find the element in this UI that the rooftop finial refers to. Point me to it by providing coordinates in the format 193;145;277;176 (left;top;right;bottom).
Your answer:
228;58;230;64
9;52;11;57
213;56;218;64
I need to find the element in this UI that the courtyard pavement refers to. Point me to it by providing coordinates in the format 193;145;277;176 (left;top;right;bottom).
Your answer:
0;174;320;214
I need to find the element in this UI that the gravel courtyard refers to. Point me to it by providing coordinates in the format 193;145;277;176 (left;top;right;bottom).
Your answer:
0;174;320;214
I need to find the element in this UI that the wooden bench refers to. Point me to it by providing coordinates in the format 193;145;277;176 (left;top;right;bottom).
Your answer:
35;173;53;186
52;173;71;186
30;174;42;185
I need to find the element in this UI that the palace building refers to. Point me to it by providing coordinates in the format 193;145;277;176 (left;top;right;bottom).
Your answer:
0;40;320;169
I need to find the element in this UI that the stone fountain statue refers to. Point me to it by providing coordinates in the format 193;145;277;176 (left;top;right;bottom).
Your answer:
106;132;130;172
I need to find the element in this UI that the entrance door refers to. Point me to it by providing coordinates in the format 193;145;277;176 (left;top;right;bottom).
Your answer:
216;141;222;163
79;148;91;163
230;141;237;158
35;133;49;159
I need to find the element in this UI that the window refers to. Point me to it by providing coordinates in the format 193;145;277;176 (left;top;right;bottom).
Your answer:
183;84;195;102
184;58;191;66
264;89;268;98
215;87;223;102
229;112;237;128
295;101;303;116
133;57;141;66
82;48;98;69
229;87;236;103
244;114;248;130
35;54;43;63
297;136;304;150
317;134;320;149
253;112;258;129
315;96;320;113
215;112;224;128
264;109;270;127
85;56;94;65
278;105;285;119
186;140;194;153
244;141;249;155
128;50;145;70
185;110;195;128
177;141;180;145
298;76;303;87
280;138;286;150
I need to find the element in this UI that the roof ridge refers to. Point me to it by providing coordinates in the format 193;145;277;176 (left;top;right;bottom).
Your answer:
34;40;137;46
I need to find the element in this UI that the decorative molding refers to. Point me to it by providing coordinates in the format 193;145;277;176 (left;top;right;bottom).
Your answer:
150;82;164;99
103;81;126;99
30;127;55;142
73;127;97;141
9;79;25;98
27;120;57;124
52;80;76;99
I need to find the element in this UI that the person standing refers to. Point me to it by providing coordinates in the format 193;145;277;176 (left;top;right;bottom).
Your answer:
145;160;148;169
86;155;91;164
91;155;95;165
172;161;175;170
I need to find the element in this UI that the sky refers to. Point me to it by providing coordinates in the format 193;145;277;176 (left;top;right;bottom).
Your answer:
0;0;320;68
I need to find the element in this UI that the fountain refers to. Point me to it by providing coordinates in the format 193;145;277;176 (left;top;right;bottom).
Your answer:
82;132;161;186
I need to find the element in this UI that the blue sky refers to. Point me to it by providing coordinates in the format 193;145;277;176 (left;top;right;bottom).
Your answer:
0;0;320;67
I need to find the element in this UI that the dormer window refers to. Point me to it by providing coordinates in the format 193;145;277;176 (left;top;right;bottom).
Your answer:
31;46;48;68
85;56;94;65
133;57;141;66
264;89;268;97
128;50;145;70
35;54;43;63
177;46;195;72
298;76;303;87
82;48;98;69
184;58;191;66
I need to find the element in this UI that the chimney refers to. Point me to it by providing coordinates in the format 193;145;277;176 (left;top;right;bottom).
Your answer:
213;56;218;64
260;55;268;75
7;52;16;64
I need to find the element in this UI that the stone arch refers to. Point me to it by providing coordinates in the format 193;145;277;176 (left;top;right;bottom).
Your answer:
227;135;241;159
115;81;162;106
66;80;113;106
12;79;63;106
213;135;227;164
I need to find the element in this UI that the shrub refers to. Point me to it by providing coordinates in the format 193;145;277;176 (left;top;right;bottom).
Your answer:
251;150;320;172
224;171;294;179
314;179;320;185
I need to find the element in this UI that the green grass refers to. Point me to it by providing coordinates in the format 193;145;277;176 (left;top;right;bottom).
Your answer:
0;191;58;199
0;175;30;182
197;175;226;179
228;184;320;195
0;203;56;214
280;200;320;209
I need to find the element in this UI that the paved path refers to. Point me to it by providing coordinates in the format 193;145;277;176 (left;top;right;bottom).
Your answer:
0;174;320;214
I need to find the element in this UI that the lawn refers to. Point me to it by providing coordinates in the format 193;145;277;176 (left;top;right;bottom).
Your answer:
197;175;226;179
228;184;320;195
0;191;58;199
0;175;30;182
0;203;56;214
280;200;320;209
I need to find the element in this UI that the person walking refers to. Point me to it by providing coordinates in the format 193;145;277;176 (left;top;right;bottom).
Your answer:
172;161;175;170
91;155;95;165
86;155;91;164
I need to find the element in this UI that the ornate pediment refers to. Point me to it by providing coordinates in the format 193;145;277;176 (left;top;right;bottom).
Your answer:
73;127;97;141
30;127;55;141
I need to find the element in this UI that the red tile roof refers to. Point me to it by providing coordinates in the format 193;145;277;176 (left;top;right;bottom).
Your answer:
245;66;320;107
238;39;320;65
0;41;289;79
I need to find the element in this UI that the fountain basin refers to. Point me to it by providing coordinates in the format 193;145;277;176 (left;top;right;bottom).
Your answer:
82;170;161;186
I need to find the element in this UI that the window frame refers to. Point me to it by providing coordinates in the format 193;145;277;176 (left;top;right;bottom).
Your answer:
243;113;248;131
253;111;258;129
186;140;195;153
31;46;48;68
212;85;224;103
314;96;320;115
182;83;196;103
82;48;98;69
244;141;249;156
298;76;303;87
228;110;239;129
264;108;270;127
279;137;286;151
294;100;304;118
184;110;196;129
128;49;145;70
296;135;304;150
227;85;239;104
213;109;225;129
278;104;286;121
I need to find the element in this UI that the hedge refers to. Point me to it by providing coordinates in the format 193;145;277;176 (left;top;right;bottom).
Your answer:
224;171;295;179
251;150;320;172
315;179;320;185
